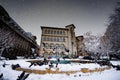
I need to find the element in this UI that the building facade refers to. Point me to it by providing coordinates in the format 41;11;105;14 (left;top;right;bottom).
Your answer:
39;24;77;58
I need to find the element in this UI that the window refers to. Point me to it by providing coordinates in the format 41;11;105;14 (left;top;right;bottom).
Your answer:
44;43;49;49
48;30;50;34
60;44;65;50
60;31;62;35
54;37;56;41
63;38;65;42
50;43;54;49
57;31;59;34
63;31;65;35
43;37;65;42
54;30;56;34
43;36;46;41
55;44;60;49
51;37;54;42
59;37;65;42
49;37;52;41
43;43;49;48
59;37;62;42
46;37;49;41
51;30;53;34
61;37;64;42
57;37;59;42
44;29;47;34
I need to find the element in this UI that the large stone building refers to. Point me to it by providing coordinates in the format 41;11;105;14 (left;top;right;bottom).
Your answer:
0;5;39;59
39;24;81;58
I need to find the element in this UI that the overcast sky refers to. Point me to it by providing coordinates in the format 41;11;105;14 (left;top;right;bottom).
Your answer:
0;0;119;44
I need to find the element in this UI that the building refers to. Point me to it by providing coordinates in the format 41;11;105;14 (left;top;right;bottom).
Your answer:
0;5;39;59
39;24;78;58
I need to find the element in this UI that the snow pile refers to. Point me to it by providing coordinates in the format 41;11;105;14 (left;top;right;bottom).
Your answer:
110;61;120;65
0;59;120;80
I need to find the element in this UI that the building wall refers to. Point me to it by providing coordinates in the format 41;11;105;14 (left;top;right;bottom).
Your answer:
76;36;87;56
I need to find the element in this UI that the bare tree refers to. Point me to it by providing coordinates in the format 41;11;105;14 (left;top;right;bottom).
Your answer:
105;2;120;53
99;36;113;60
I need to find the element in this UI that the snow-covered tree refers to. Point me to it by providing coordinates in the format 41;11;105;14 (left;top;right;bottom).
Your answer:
84;32;101;61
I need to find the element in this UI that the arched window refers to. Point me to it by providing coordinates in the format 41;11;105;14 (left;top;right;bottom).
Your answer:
60;44;65;50
50;43;54;49
44;43;49;49
55;44;60;49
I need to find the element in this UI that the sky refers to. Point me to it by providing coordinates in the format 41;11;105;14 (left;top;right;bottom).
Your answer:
0;0;119;44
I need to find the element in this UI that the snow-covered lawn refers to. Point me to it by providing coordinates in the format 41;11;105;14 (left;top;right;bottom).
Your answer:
0;59;120;80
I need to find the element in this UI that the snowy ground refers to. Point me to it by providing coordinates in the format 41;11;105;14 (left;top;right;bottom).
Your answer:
0;59;120;80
